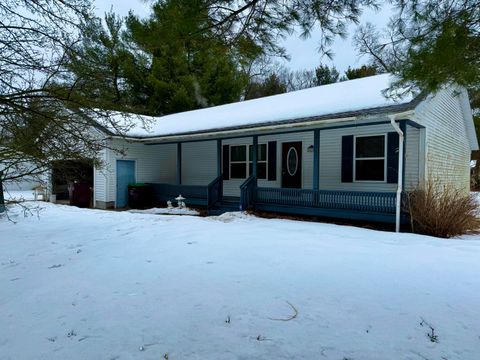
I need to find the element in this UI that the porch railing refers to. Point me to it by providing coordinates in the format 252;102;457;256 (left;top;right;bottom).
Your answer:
150;183;211;206
207;175;223;208
255;187;397;214
150;175;224;210
240;176;257;211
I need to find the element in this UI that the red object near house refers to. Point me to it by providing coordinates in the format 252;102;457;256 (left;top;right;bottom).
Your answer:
69;182;91;208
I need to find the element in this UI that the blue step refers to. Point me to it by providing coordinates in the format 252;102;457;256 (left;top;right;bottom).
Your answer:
208;198;240;215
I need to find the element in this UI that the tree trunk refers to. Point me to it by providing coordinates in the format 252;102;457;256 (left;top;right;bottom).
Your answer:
0;171;5;213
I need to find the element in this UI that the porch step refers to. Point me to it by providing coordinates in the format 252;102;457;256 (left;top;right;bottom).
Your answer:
208;198;240;216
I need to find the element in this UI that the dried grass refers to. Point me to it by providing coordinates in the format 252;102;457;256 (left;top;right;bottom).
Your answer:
405;181;480;238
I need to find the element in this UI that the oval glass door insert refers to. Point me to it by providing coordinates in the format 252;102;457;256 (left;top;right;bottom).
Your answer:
287;147;298;176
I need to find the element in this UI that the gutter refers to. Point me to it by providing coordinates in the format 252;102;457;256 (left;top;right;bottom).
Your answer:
111;116;357;143
388;112;412;232
102;92;427;143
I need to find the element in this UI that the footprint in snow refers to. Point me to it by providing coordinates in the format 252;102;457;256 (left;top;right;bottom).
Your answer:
48;264;63;269
2;260;19;268
67;244;83;250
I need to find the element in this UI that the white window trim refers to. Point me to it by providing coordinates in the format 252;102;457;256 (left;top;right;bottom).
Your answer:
229;144;268;180
353;134;387;183
230;144;248;179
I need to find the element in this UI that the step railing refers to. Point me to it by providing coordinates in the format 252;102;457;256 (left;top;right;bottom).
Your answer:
207;175;223;209
239;175;257;211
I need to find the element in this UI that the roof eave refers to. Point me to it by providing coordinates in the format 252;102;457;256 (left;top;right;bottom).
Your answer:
109;93;425;143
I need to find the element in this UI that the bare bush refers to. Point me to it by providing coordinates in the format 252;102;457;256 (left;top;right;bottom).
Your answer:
405;181;480;238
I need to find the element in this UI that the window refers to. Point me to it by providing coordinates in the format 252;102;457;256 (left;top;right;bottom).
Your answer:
354;135;386;181
230;145;247;178
249;144;267;179
230;144;267;179
286;147;298;176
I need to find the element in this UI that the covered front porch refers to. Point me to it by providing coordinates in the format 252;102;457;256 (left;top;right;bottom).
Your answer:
121;118;423;224
148;179;398;222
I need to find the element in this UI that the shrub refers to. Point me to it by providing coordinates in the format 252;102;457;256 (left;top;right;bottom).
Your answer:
405;182;480;238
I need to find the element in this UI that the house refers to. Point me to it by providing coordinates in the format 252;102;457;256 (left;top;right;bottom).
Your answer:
89;74;477;231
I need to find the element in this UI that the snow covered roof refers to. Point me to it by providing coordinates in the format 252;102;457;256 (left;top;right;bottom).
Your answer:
107;74;419;139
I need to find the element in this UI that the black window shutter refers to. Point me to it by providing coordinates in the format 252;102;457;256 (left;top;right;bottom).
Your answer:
222;145;230;180
341;135;354;182
387;132;399;183
267;141;277;181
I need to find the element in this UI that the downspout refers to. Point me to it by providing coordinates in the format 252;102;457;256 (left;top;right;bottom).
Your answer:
389;115;404;232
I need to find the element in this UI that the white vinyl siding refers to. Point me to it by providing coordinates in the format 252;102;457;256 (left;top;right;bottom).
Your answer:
404;126;421;191
95;140;177;206
222;132;314;197
94;114;427;203
259;132;314;191
181;141;217;185
320;123;398;192
93;148;108;202
412;86;472;192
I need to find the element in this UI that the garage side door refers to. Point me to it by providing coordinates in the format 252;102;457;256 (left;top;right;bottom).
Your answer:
116;160;135;208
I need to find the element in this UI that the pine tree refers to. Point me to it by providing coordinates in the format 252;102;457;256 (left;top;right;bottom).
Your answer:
353;1;480;186
65;11;141;112
0;0;136;204
344;65;378;80
125;0;250;115
245;73;287;100
314;65;340;85
353;0;479;94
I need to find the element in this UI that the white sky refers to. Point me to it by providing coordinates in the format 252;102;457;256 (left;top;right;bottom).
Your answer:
93;1;392;74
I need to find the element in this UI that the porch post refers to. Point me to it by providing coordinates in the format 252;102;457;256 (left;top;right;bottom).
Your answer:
252;135;258;178
176;142;182;185
313;129;320;190
217;139;222;177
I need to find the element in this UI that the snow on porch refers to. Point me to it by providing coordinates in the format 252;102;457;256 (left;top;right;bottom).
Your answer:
0;203;479;359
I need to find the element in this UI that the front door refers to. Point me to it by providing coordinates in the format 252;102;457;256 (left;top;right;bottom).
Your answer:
282;142;302;188
116;160;135;208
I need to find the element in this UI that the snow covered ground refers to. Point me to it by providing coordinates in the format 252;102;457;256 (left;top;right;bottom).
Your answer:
3;190;37;201
1;203;479;360
128;207;200;216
